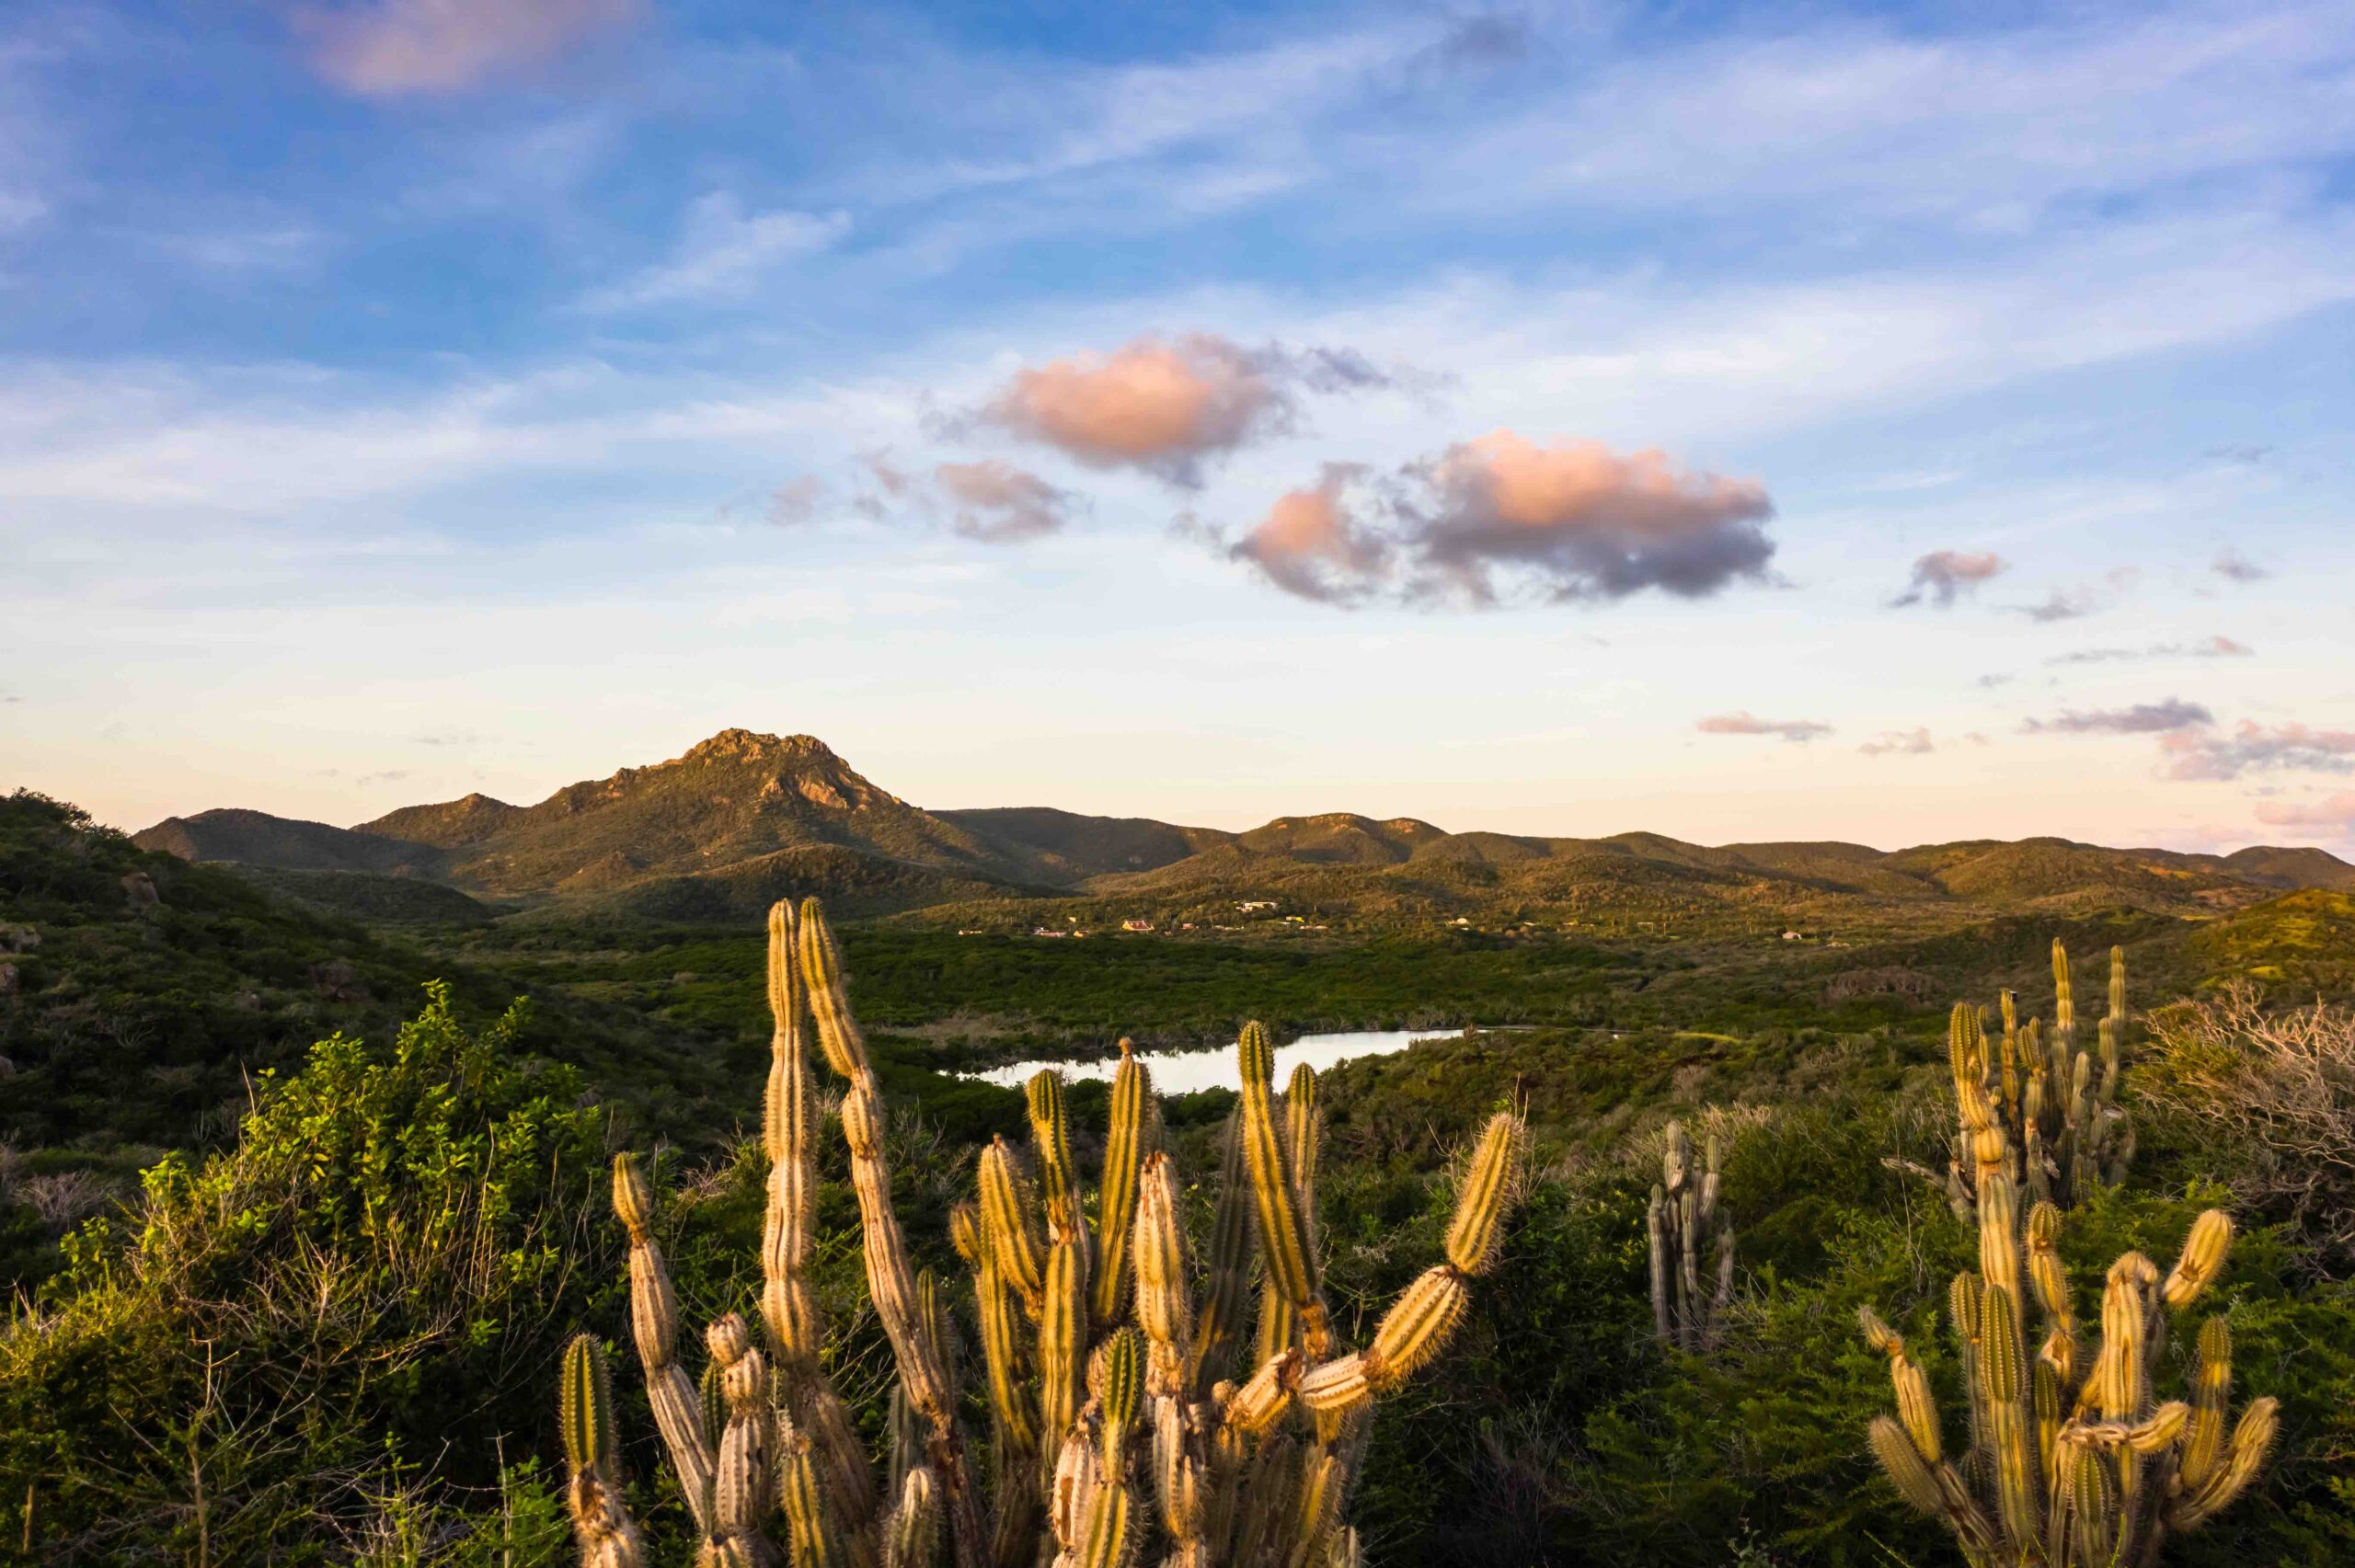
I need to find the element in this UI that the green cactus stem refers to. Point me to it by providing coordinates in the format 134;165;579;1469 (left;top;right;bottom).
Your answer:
1646;1118;1735;1353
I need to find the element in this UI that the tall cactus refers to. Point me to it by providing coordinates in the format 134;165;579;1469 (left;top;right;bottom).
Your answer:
1646;1119;1735;1353
1942;944;2135;1224
569;898;1526;1568
1861;1087;2276;1565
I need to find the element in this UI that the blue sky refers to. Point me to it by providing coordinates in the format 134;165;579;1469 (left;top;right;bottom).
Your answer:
5;0;2352;852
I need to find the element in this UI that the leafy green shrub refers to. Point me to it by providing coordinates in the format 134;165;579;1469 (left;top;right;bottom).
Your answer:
0;983;612;1563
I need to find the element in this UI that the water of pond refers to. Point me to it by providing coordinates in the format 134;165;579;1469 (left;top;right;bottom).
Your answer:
960;1028;1470;1094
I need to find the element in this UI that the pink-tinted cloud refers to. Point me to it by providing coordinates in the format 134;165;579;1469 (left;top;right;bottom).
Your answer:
934;460;1075;543
1227;464;1388;604
1859;727;1936;756
983;334;1286;484
1398;430;1775;603
1892;549;2005;608
1697;711;1831;743
2162;721;2355;782
296;0;638;97
2254;794;2355;833
977;334;1392;486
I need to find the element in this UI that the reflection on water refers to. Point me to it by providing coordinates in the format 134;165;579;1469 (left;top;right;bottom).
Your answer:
960;1028;1468;1094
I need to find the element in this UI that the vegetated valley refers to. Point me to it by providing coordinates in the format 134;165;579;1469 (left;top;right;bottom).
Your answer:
2;732;2351;1565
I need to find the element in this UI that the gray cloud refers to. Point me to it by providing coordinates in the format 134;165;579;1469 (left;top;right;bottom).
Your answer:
1697;711;1832;743
2023;697;2212;735
934;460;1078;543
2211;549;2269;582
1891;549;2006;608
1198;430;1775;609
1859;728;1936;756
2161;721;2355;782
1391;430;1775;605
2017;588;2097;623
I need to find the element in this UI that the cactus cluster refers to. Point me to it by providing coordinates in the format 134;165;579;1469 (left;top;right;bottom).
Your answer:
564;898;1526;1568
1944;944;2135;1225
1862;1028;2276;1567
1645;1119;1733;1353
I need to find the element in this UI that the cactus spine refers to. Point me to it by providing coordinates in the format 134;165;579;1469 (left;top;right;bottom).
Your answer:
1863;1087;2277;1565
1645;1119;1734;1353
570;898;1525;1568
1944;944;2134;1224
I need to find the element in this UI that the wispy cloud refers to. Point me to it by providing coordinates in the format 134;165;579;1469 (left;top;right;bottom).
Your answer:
295;0;642;97
1891;549;2006;608
2211;548;2270;582
1697;711;1831;743
2255;793;2355;835
584;192;849;309
2163;721;2355;781
764;475;826;526
934;460;1076;542
1859;727;1936;756
2046;635;2252;665
2024;698;2211;735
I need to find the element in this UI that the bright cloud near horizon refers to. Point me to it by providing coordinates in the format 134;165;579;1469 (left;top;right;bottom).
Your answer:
4;0;2353;854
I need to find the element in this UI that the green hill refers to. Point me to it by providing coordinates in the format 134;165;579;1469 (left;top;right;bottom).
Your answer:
128;728;2355;929
133;807;447;876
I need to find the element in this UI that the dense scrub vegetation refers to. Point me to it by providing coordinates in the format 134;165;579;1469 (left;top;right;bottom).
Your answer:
6;791;2353;1564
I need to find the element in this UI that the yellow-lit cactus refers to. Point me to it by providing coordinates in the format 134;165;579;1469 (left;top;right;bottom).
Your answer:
1862;1090;2277;1564
568;898;1525;1568
1940;944;2136;1225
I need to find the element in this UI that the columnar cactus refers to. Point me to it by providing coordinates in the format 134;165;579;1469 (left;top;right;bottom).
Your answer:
1860;1073;2276;1566
1646;1119;1734;1353
1944;944;2135;1223
567;898;1526;1568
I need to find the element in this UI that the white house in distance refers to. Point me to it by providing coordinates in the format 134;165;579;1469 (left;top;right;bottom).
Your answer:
1121;919;1154;932
1236;900;1277;912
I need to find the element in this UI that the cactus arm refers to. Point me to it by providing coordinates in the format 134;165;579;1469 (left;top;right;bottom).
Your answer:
1189;1114;1256;1399
2162;1210;2232;1310
1090;1046;1155;1328
613;1152;718;1533
780;1425;851;1568
1976;1284;2043;1556
1039;1237;1091;1482
1867;1417;2000;1567
883;1469;938;1568
1645;1186;1673;1345
1024;1070;1086;1247
976;1140;1047;1317
561;1334;649;1568
2165;1397;2279;1530
706;1314;782;1565
1236;1023;1331;1359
